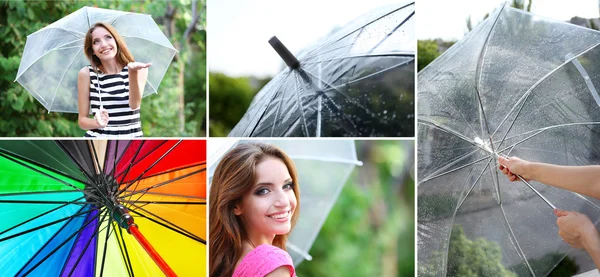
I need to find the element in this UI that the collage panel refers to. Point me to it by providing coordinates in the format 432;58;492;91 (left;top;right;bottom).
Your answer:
209;0;415;137
208;139;414;276
0;140;207;276
1;1;206;137
418;1;600;276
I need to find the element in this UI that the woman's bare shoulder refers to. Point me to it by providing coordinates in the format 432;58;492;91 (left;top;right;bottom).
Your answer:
78;66;90;78
264;266;292;277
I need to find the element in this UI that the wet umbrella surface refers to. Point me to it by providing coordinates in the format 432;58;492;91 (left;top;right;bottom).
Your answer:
418;4;600;277
229;2;415;137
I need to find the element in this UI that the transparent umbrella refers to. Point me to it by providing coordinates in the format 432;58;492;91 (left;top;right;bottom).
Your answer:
418;4;600;277
208;139;362;265
229;2;415;137
15;6;177;113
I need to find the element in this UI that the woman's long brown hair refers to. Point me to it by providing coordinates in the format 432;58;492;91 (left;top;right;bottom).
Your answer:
209;143;300;277
84;22;134;72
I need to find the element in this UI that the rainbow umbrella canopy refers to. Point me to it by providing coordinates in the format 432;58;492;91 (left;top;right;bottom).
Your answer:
0;140;206;277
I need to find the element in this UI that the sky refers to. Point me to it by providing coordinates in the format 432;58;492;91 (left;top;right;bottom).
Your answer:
208;0;407;77
418;0;599;40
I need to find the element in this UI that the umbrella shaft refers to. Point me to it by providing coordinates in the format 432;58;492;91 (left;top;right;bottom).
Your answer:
129;225;178;277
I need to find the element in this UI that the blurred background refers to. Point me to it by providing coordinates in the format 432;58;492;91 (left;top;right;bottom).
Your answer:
295;140;414;277
0;0;206;137
208;0;406;136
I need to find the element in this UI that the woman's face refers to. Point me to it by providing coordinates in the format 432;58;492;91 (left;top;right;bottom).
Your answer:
235;157;297;240
91;27;118;61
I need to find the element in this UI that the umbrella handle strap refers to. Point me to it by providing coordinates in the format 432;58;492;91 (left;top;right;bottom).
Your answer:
129;225;178;277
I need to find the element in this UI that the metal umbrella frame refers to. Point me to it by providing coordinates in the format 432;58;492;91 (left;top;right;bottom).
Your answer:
418;4;600;277
0;140;206;277
229;2;415;137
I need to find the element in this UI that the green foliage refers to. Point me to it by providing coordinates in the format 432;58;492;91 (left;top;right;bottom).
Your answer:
419;225;517;277
208;72;256;136
446;225;517;277
295;141;414;277
510;253;578;277
0;0;206;137
417;40;440;72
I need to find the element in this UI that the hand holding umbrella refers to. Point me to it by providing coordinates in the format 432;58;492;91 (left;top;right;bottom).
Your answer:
554;209;600;270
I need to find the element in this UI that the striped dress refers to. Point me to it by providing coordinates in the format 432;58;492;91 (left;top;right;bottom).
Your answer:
85;65;143;137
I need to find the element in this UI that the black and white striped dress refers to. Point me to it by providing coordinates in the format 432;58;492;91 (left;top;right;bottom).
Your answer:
85;65;143;137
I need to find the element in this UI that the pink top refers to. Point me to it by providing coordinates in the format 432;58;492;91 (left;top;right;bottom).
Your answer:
232;244;296;277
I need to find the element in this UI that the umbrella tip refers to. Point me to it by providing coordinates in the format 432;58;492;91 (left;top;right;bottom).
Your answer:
268;36;300;69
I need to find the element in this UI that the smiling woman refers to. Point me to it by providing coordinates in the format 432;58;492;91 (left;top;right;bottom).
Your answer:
209;143;300;277
78;22;151;138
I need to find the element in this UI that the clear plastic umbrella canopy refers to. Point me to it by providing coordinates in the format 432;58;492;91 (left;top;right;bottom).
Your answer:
418;4;600;277
208;139;362;265
15;6;177;113
229;2;415;137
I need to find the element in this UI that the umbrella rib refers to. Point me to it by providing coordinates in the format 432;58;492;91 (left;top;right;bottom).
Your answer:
14;37;84;81
118;140;184;198
321;57;413;93
302;52;414;65
66;210;109;277
0;148;89;185
119;167;204;200
121;191;206;200
99;214;113;277
247;71;289;136
0;196;86;237
492;41;600;149
499;122;600;144
499;204;536;276
420;154;489;184
0;151;99;202
17;208;101;277
120;34;177;51
55;141;112;204
473;3;505;141
121;200;206;205
366;11;414;55
270;85;287;137
120;162;205;182
0;207;96;243
303;2;414;60
115;141;165;181
48;47;83;111
292;73;310;136
127;206;205;244
418;119;481;148
59;207;98;276
453;159;491;213
0;199;95;204
116;224;135;277
116;140;149;187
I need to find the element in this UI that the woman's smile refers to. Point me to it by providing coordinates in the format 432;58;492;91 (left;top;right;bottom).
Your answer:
267;210;292;222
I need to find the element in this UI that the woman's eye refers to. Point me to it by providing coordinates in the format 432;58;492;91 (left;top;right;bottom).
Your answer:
255;188;269;195
283;183;295;190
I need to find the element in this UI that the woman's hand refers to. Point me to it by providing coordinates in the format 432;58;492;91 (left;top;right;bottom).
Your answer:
555;209;600;249
498;156;532;182
94;109;109;128
128;62;152;71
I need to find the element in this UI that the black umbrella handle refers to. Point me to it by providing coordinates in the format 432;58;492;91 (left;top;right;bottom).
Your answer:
269;36;300;69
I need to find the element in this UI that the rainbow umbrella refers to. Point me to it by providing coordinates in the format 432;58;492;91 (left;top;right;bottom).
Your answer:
0;140;206;277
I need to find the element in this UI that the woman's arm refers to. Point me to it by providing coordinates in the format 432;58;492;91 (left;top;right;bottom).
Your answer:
77;67;104;130
555;209;600;271
498;156;600;199
127;62;151;110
